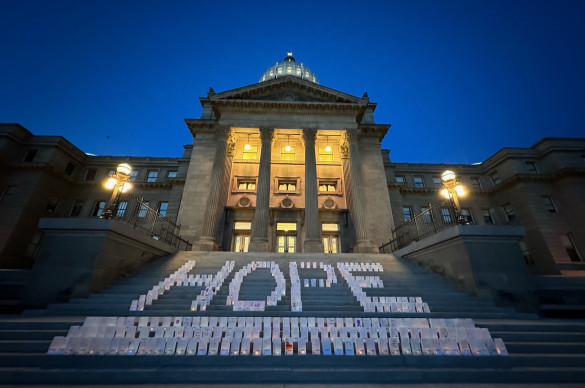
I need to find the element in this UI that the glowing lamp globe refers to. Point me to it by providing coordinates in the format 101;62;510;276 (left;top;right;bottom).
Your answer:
105;178;117;190
120;182;132;193
441;170;456;183
244;143;251;151
455;185;466;196
325;145;332;153
285;145;292;152
117;163;132;176
440;189;450;199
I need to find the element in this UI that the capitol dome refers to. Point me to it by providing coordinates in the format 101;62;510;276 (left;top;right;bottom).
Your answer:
259;52;319;84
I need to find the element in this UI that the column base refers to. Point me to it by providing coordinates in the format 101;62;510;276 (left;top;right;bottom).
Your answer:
353;239;379;254
192;236;218;252
248;238;270;252
303;239;324;253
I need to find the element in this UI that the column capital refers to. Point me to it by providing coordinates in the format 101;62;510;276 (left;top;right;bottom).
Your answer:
301;128;317;143
258;127;275;143
217;126;232;141
339;132;350;158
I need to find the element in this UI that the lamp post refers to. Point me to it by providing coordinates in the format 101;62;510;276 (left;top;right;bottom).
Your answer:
440;170;468;225
101;163;132;219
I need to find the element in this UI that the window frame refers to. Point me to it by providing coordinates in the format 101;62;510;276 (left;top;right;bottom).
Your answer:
146;170;159;183
543;195;557;213
502;203;516;222
402;206;413;222
233;176;258;193
158;201;169;217
92;200;107;217
274;177;301;194
413;175;425;188
317;178;341;195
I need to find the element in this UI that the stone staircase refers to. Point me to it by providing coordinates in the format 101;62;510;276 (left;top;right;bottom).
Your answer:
0;251;583;385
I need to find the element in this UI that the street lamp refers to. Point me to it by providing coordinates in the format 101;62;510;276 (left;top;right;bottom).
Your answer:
101;163;132;219
440;170;468;224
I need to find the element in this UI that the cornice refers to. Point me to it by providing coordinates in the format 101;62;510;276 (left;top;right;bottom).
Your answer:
358;124;391;142
208;99;365;118
184;119;218;136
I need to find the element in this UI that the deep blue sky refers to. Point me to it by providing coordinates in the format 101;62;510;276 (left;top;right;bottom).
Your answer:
1;0;583;163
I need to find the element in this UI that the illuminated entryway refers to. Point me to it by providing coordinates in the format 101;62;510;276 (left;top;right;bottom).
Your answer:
276;222;296;253
322;223;339;253
232;222;251;252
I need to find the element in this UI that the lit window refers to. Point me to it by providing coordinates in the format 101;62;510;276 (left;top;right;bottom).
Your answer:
286;66;292;73
281;145;295;161
146;170;158;182
158;202;168;216
85;168;97;181
432;176;441;187
296;68;301;75
262;75;266;81
318;146;333;162
234;221;251;230
277;67;282;74
278;180;297;192
130;170;138;182
491;171;501;185
243;144;258;160
470;177;482;189
237;179;256;191
413;176;425;188
276;222;297;231
269;71;274;76
526;161;539;174
116;201;128;217
560;233;582;262
502;204;516;222
543;195;557;213
441;208;452;223
482;209;494;224
460;208;474;223
402;206;413;222
322;223;339;232
167;171;177;178
138;201;149;218
70;200;84;217
395;176;405;183
305;71;309;77
92;201;107;217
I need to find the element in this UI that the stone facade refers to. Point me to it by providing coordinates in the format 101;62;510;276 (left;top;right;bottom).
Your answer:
0;56;584;277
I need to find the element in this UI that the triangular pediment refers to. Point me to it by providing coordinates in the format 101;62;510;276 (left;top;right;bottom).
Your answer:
208;76;365;105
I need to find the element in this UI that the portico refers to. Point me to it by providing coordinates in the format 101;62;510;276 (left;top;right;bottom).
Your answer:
178;55;393;253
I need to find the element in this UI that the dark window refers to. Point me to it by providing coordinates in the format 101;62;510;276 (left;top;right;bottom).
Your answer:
413;176;425;188
46;197;60;213
1;185;17;201
146;170;158;182
395;176;405;183
420;206;431;223
470;177;482;189
461;208;474;223
543;195;557;213
441;208;452;223
64;162;75;176
138;201;149;218
526;161;539;174
167;170;178;178
560;234;582;262
482;209;494;224
502;204;516;222
402;206;412;221
158;201;168;216
24;149;38;162
70;200;84;216
116;201;128;217
85;168;97;181
432;176;441;187
92;201;107;217
491;172;501;185
130;170;139;182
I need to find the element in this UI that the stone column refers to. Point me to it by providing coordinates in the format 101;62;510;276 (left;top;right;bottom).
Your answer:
248;127;274;252
302;129;324;252
341;129;378;253
194;126;232;251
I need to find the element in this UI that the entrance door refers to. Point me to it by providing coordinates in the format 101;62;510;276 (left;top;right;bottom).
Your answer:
277;235;296;253
233;234;250;252
323;235;338;253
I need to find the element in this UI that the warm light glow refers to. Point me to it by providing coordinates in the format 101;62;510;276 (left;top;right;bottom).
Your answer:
440;189;450;199
325;145;332;153
455;185;466;196
120;182;132;193
244;143;251;151
285;144;291;152
105;178;117;190
441;170;456;183
117;163;132;176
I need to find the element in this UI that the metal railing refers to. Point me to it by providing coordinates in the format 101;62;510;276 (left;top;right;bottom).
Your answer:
379;200;459;253
112;195;192;250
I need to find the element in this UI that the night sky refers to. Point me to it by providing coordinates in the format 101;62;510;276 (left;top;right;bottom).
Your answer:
1;0;583;163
